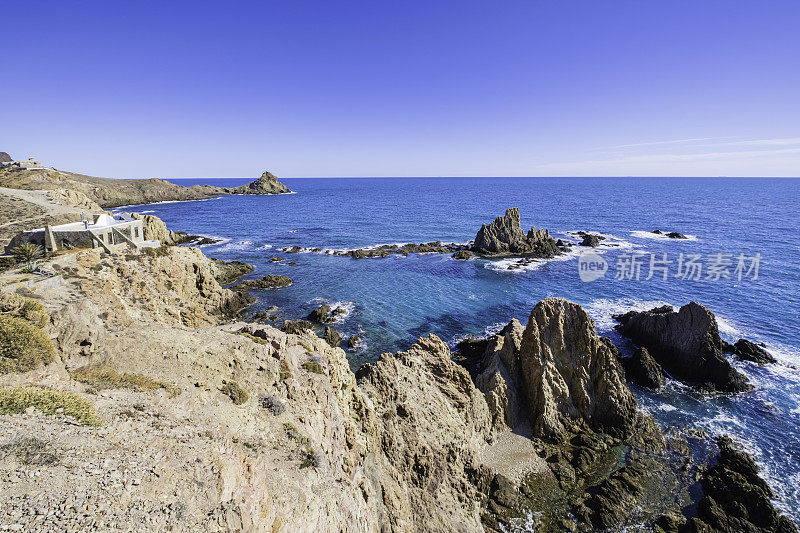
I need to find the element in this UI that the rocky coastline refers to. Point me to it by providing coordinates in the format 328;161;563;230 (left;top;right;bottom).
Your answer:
0;165;292;210
0;189;796;531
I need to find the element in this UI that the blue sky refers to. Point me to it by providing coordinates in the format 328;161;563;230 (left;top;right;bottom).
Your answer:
2;1;799;178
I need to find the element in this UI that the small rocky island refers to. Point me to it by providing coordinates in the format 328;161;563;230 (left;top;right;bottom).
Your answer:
193;170;291;196
471;208;562;257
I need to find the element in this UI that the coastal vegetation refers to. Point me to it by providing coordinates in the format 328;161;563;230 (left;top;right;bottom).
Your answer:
0;386;101;426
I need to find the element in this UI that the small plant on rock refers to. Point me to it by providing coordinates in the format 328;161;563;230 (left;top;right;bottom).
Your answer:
220;380;248;405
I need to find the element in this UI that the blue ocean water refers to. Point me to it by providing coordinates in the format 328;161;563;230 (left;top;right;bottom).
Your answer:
118;176;800;520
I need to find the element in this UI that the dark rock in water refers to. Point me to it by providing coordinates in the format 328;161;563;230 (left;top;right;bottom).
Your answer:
337;242;467;259
724;338;776;365
323;327;342;347
692;436;798;532
620;347;665;389
268;256;284;263
452;249;472;260
471;208;561;258
307;304;347;324
579;234;601;247
613;302;751;393
347;335;362;350
209;258;254;285
281;320;314;335
285;246;302;253
651;230;663;234
236;274;292;290
307;304;332;323
666;232;687;239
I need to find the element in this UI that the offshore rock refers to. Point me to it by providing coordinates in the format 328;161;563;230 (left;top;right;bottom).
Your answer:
619;347;665;390
614;302;751;393
724;338;776;365
323;327;342;348
471;208;561;257
209;258;254;285
235;274;292;290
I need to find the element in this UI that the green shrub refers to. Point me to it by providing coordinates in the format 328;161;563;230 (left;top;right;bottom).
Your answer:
0;293;50;328
69;366;181;398
11;242;43;264
301;361;324;374
279;360;293;381
0;315;55;374
220;380;248;405
0;386;101;426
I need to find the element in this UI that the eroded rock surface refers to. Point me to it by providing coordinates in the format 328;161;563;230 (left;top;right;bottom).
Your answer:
471;208;561;257
614;302;751;392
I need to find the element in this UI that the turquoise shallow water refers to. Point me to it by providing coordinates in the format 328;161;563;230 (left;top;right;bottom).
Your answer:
117;176;800;521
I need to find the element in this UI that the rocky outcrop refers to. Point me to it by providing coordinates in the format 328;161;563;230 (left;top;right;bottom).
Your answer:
1;167;290;209
229;171;291;195
471;208;561;257
325;242;469;259
209;258;254;285
475;298;653;443
0;152;11;163
724;338;776;365
307;304;347;324
356;335;494;531
614;302;751;393
578;233;602;247
651;230;687;239
685;436;798;532
619;347;665;390
235;275;292;290
323;327;342;348
452;249;472;260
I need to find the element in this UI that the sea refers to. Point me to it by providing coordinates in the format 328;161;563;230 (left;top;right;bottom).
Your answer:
115;176;800;521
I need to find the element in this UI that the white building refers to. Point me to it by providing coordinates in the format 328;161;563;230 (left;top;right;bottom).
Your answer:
9;213;160;254
1;157;44;170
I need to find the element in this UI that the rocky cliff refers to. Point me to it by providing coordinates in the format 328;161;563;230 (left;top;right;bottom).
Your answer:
471;208;561;257
0;217;794;531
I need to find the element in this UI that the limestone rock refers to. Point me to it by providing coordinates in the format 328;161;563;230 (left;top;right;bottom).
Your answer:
356;335;493;531
473;299;655;445
614;302;751;392
471;208;561;257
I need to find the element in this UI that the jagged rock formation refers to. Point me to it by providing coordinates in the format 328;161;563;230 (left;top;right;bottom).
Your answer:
620;347;665;390
356;335;495;531
209;258;254;285
664;436;798;532
0;152;12;163
474;298;656;444
724;338;776;365
471;208;561;257
614;302;751;393
229;171;291;195
235;274;292;290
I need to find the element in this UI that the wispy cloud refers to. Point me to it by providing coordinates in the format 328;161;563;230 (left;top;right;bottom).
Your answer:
701;137;800;148
610;137;726;149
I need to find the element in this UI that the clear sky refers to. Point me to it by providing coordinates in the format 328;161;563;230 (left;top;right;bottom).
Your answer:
2;1;799;178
